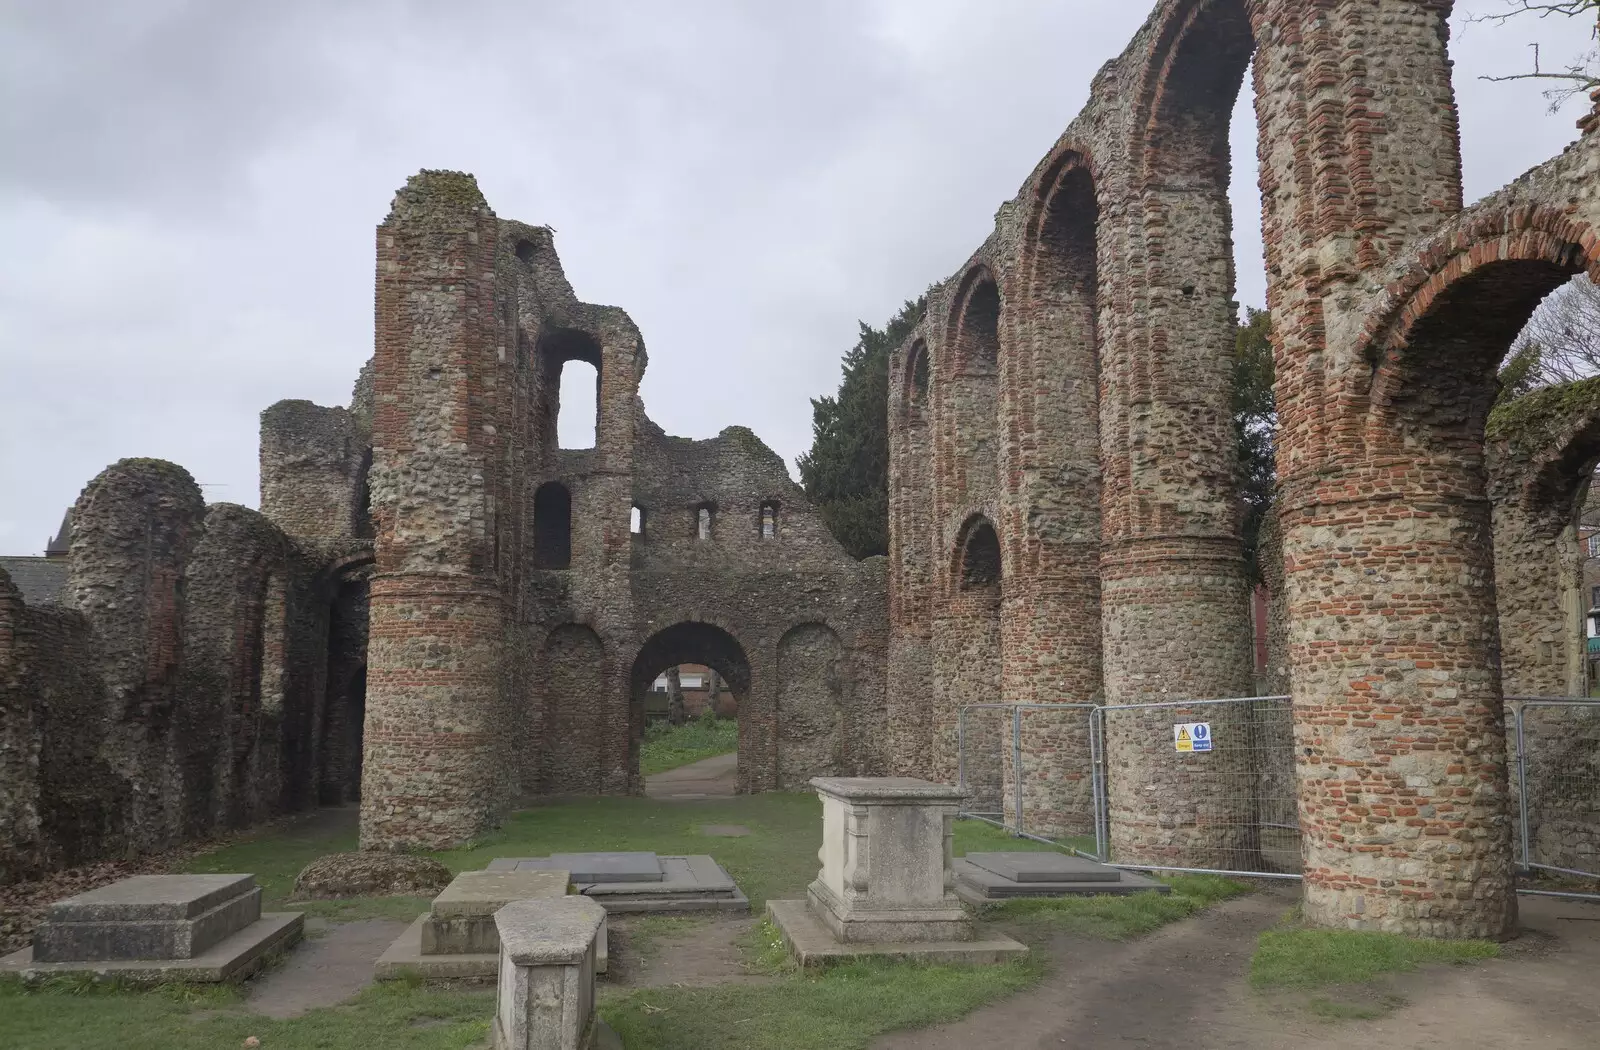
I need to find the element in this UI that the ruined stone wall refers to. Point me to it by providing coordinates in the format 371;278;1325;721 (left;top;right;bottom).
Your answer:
357;172;888;847
260;400;371;543
885;0;1600;936
1486;379;1600;698
0;459;358;885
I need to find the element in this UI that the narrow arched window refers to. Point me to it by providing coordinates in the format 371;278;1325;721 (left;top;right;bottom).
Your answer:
760;502;778;540
631;504;646;537
696;505;714;541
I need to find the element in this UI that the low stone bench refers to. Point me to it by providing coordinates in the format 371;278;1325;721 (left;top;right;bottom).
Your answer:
493;896;618;1050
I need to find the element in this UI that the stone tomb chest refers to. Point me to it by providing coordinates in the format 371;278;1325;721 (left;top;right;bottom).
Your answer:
766;777;1027;965
376;869;597;980
0;874;303;983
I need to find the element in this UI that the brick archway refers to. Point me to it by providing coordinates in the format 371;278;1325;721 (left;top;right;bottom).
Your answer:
1362;209;1597;440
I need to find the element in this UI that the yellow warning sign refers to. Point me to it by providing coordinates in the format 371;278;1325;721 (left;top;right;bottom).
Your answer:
1173;722;1213;753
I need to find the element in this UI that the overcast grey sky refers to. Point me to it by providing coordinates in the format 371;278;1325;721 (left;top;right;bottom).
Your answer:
0;1;1591;555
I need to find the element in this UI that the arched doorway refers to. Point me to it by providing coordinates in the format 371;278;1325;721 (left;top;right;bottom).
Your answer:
629;622;751;788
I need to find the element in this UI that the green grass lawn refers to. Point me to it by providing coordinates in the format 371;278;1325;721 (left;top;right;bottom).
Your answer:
981;873;1249;939
638;717;739;776
0;801;1250;1050
1251;927;1499;989
1250;924;1500;1022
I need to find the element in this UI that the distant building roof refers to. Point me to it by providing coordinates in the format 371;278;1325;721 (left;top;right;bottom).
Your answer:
0;557;69;607
45;510;71;557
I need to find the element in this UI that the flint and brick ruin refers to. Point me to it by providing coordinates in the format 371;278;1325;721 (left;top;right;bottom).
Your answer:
5;0;1600;942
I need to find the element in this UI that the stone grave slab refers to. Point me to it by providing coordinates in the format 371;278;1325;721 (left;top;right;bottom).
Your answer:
546;852;664;884
377;868;610;981
425;870;571;955
1;874;302;984
487;855;749;915
952;858;1171;904
966;852;1123;884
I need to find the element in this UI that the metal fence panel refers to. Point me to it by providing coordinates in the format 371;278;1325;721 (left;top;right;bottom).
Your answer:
956;704;1010;824
1092;696;1300;880
1511;697;1600;898
956;703;1100;859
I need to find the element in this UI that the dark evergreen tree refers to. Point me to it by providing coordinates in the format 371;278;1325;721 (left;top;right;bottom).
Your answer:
799;294;928;559
1233;307;1277;584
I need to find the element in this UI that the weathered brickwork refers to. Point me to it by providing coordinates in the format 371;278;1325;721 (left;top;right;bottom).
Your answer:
887;0;1600;937
1485;379;1600;698
0;459;371;885
352;171;889;848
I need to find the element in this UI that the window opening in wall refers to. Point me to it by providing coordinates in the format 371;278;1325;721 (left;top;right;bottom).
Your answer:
697;505;714;541
558;359;599;450
960;520;1001;590
911;346;929;401
631;504;646;536
760;502;778;539
533;482;572;569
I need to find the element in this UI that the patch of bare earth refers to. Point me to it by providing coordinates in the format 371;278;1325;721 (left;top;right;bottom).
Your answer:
873;889;1600;1050
605;915;772;989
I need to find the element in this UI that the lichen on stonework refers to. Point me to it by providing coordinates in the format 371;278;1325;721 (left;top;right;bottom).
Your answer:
1486;375;1600;455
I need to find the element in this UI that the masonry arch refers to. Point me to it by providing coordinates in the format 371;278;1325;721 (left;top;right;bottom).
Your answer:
628;621;752;783
954;514;1002;593
538;327;604;451
929;512;1004;793
941;268;1003;518
1362;221;1598;696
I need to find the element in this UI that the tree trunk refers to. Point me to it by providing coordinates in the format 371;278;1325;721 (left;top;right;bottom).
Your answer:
666;666;686;726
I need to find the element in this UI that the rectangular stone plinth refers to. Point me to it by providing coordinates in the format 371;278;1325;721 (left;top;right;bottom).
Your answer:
493;897;607;1050
3;912;302;984
424;870;570;955
953;858;1172;903
33;875;262;963
966;852;1122;884
548;853;663;884
767;900;1026;969
807;776;970;944
488;855;749;915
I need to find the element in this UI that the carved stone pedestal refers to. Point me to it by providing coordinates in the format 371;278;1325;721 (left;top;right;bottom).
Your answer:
767;777;1027;966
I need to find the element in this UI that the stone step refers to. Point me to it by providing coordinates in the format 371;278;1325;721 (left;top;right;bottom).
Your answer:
34;875;263;963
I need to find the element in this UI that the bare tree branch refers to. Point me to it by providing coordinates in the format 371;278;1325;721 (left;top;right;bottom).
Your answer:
1470;0;1600;113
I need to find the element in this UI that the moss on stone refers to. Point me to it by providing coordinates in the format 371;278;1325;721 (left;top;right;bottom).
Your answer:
1486;376;1600;454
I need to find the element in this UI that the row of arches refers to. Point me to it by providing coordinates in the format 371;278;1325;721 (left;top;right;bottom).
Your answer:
887;0;1599;937
530;618;854;794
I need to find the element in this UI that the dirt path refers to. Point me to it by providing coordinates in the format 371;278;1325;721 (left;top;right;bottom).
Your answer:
875;892;1600;1050
246;918;408;1019
874;886;1294;1050
644;753;738;799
